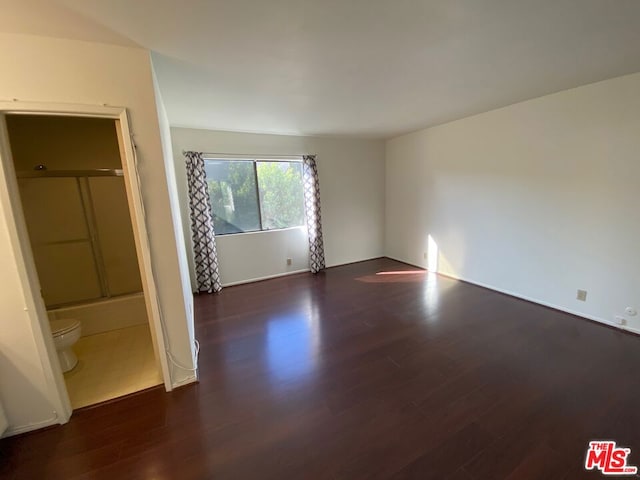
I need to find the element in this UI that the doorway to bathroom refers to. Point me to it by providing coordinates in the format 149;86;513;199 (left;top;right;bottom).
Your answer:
2;112;167;410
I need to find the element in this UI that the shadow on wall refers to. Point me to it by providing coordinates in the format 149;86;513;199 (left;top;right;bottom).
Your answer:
0;351;56;441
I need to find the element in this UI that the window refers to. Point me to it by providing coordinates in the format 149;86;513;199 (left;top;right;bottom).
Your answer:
204;160;260;235
204;158;305;235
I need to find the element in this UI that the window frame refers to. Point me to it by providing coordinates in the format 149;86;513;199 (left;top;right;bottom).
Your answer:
203;155;306;236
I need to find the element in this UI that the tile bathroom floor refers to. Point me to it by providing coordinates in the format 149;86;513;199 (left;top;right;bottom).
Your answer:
64;323;163;409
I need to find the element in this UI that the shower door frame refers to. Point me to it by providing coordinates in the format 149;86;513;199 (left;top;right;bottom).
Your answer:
0;102;172;426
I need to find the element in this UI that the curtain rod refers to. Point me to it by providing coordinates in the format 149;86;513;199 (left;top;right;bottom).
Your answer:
183;151;314;160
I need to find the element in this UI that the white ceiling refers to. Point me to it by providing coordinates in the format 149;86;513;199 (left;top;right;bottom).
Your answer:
8;1;640;138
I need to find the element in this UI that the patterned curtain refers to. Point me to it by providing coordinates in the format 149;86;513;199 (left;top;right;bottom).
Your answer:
302;155;325;273
184;151;222;293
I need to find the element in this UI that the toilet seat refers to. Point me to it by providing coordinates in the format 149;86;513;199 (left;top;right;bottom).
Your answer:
50;318;81;337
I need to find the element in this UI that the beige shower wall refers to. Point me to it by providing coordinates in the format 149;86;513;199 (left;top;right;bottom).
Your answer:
7;116;122;171
17;177;102;305
7;115;142;306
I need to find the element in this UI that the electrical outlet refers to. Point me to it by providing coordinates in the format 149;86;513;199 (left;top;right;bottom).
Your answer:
625;307;637;317
286;258;292;266
615;316;626;326
576;289;587;301
423;252;427;260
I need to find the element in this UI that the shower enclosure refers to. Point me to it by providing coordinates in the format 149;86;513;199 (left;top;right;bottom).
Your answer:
2;109;169;417
17;169;143;309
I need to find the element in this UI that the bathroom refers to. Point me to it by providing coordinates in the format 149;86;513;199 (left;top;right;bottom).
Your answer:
5;114;163;409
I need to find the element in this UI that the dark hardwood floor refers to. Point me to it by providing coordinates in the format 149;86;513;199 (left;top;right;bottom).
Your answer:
2;258;640;479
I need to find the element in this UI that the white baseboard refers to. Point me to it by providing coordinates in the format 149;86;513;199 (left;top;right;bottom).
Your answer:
220;268;310;288
3;413;60;438
192;255;386;292
325;255;384;269
172;374;198;389
384;256;639;336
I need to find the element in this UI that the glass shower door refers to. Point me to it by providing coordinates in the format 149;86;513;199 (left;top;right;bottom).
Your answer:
18;175;144;308
18;177;102;306
88;176;142;296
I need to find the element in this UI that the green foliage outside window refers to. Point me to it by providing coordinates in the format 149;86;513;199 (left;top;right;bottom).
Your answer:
206;159;305;235
257;162;305;230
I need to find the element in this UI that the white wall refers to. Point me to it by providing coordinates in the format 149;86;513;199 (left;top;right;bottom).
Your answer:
0;186;63;433
215;228;310;286
151;65;197;384
0;33;196;434
170;128;385;288
386;72;640;333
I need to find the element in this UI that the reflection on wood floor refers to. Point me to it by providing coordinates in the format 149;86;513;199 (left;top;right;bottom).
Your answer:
2;258;640;479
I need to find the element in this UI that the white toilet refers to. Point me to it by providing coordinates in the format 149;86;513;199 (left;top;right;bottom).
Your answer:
50;318;82;373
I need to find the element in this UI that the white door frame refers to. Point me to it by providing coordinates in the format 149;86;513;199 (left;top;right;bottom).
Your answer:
0;102;172;424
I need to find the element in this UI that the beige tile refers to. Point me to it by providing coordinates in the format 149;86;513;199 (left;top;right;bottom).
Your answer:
64;324;162;409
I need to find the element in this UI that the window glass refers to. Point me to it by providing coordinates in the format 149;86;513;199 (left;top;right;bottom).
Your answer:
204;160;260;235
256;161;305;230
